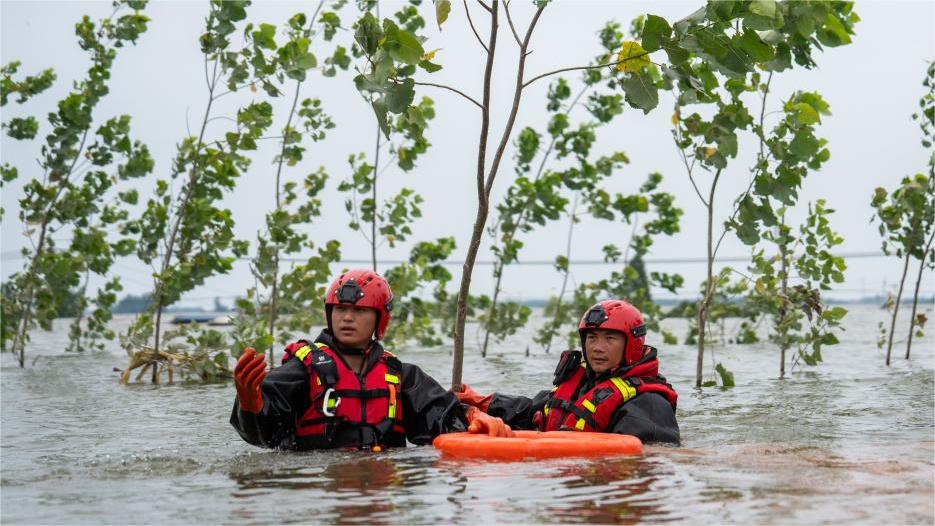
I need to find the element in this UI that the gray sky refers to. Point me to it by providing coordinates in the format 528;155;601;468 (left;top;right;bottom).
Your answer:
2;0;934;308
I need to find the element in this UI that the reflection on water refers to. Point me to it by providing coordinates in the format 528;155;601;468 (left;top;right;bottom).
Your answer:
0;306;932;524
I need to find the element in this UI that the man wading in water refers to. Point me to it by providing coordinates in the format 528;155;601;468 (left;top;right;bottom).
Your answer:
457;300;680;444
230;269;513;451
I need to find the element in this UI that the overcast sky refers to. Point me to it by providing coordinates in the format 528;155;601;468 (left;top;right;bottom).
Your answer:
2;0;934;307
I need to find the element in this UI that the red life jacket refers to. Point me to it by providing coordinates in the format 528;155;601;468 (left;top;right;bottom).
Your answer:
282;339;405;448
539;347;678;433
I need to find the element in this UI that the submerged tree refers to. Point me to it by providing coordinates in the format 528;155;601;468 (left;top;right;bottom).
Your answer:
346;3;460;349
1;2;151;366
654;1;858;386
230;3;344;368
121;0;283;383
904;62;935;361
872;174;934;366
480;22;630;358
341;2;436;274
729;76;847;375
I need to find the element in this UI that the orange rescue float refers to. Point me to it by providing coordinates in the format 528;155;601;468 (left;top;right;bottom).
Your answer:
432;430;642;461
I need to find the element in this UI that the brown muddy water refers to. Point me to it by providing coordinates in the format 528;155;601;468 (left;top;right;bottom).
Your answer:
1;305;932;524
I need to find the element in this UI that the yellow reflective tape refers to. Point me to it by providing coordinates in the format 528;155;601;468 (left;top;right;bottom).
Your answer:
388;405;396;419
610;377;637;401
384;373;400;384
327;398;336;409
295;345;312;361
582;399;596;413
575;418;586;430
543;405;550;416
315;376;321;386
314;342;327;349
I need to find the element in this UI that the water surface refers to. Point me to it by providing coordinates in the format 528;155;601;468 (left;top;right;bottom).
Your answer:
2;305;932;524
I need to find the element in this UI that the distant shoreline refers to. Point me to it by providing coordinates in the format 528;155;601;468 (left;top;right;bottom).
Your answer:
100;295;934;315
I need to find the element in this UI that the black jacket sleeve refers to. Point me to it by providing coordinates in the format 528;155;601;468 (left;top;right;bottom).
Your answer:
485;390;552;430
229;359;310;449
400;363;467;444
608;392;680;445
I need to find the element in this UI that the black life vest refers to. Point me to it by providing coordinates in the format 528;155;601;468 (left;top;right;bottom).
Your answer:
538;348;678;433
282;339;405;448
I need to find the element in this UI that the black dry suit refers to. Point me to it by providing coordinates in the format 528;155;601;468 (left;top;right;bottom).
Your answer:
230;330;467;450
485;348;680;444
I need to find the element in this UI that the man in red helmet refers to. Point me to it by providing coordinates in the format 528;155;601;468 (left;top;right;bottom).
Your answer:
457;300;680;444
230;269;513;450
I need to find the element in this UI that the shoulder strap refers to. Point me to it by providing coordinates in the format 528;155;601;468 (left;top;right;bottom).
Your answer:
309;344;340;388
552;350;582;385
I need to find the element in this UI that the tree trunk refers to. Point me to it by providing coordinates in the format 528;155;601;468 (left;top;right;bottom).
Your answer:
905;229;934;359
371;125;380;272
13;128;90;367
543;193;578;354
451;1;498;391
885;252;911;365
151;61;219;383
451;1;543;389
267;76;305;368
778;229;789;376
480;262;503;358
695;169;721;387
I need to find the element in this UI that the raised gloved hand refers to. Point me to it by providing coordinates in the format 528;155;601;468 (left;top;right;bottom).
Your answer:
465;406;515;438
454;383;493;412
234;348;267;413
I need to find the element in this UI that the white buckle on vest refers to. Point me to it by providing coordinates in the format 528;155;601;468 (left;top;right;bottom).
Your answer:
322;387;341;417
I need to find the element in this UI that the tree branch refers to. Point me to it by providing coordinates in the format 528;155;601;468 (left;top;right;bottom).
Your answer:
673;105;708;207
502;0;522;47
476;0;491;13
412;80;483;109
522;53;653;90
463;0;488;53
484;4;545;199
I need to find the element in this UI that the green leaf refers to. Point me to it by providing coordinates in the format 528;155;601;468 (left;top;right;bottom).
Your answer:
736;30;774;63
252;23;276;50
354;13;383;56
620;73;658;113
384;21;425;65
715;362;735;387
5;116;39;139
789;102;820;125
825;306;848;322
816;12;852;47
749;0;777;18
371;97;390;137
434;0;451;29
385;78;415;113
641;15;671;52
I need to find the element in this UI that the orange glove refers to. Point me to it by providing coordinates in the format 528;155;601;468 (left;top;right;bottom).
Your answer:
234;348;267;413
455;383;493;412
466;406;515;438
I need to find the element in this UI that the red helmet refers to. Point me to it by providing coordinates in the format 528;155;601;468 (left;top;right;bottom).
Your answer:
324;269;394;340
578;300;647;367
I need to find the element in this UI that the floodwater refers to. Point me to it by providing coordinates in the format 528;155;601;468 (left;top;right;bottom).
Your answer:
2;305;933;524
